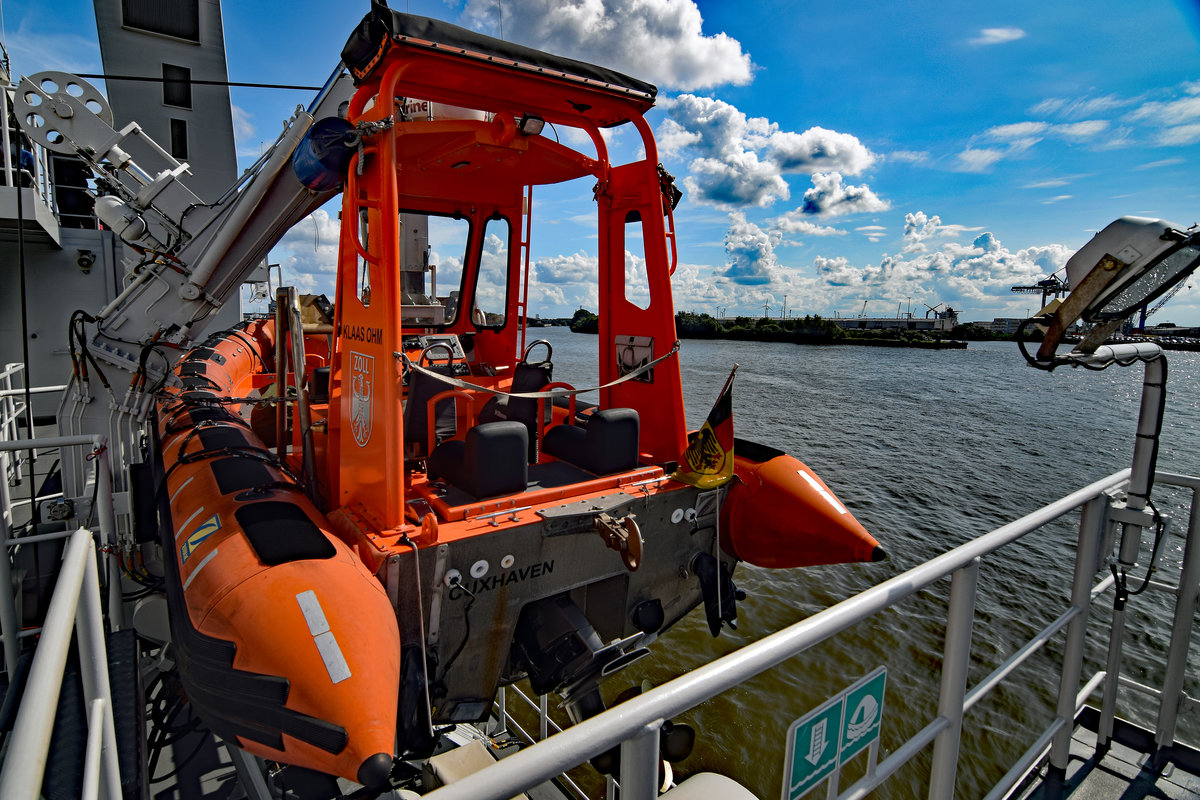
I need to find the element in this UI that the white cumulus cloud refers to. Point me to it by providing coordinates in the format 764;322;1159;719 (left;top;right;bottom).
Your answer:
766;127;876;176
683;153;790;208
723;212;780;285
461;0;753;91
902;211;984;253
660;95;881;209
801;173;890;217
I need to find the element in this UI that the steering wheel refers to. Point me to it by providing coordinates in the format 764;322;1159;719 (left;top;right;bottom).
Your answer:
418;341;457;368
522;339;553;366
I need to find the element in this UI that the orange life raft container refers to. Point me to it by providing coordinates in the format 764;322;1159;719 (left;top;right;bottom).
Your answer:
721;439;884;569
156;319;399;787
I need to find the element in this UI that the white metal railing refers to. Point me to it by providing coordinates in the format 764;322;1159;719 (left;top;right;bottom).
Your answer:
494;684;589;798
0;376;125;798
0;527;121;800
0;364;28;477
0;433;121;677
1;80;57;211
426;465;1199;800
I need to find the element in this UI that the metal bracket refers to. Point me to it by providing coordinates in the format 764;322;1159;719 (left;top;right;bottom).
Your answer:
428;544;450;647
595;512;642;572
1108;506;1158;528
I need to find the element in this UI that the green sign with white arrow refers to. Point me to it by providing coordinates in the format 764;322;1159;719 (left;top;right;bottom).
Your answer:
782;667;887;800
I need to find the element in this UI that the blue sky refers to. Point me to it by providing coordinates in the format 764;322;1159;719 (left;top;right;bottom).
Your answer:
6;0;1200;324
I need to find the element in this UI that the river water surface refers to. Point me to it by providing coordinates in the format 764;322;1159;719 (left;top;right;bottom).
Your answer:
527;327;1200;799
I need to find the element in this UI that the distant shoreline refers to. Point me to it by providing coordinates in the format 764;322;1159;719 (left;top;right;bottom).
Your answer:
837;337;967;349
557;310;976;349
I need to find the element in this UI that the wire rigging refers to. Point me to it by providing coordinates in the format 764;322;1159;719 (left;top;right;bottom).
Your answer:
73;73;323;91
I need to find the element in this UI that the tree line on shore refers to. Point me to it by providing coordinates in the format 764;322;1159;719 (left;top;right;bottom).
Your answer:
562;309;1024;343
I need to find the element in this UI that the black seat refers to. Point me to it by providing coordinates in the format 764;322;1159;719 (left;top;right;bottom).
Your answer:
542;408;640;475
404;344;462;457
479;340;553;461
403;365;460;457
427;422;529;499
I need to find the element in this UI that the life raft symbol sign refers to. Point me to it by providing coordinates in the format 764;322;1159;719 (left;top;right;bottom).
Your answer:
350;350;374;447
783;666;887;799
180;513;221;565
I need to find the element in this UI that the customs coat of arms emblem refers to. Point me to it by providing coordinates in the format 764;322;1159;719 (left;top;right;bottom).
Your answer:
350;351;374;447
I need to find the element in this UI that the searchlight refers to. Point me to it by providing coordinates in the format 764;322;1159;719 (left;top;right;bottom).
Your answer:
1027;216;1200;363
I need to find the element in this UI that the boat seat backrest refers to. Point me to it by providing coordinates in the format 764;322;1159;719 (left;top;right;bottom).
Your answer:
426;421;529;499
478;357;553;461
403;365;459;453
504;358;553;424
542;408;640;475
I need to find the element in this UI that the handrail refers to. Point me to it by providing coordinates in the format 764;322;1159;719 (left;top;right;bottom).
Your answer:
0;433;121;673
425;467;1135;800
0;528;121;800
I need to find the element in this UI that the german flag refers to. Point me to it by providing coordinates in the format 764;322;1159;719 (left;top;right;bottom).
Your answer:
674;365;736;489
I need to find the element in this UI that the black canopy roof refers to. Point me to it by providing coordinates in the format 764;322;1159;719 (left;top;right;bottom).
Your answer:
342;6;658;102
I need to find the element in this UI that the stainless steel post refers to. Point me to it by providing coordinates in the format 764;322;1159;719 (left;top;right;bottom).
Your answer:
928;558;979;800
0;449;19;673
275;288;289;463
496;686;508;735
1155;481;1200;750
1125;355;1165;514
1049;495;1108;772
286;291;317;497
93;441;123;630
619;720;662;800
1072;346;1167;750
1097;593;1127;746
540;692;549;741
81;698;106;800
75;532;121;800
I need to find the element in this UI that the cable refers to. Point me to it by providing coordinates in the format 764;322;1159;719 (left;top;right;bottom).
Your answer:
435;575;476;688
1109;498;1168;611
73;73;323;91
1127;499;1167;597
1015;317;1055;371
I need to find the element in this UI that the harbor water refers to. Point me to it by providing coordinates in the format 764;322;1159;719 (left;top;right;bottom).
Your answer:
531;327;1200;799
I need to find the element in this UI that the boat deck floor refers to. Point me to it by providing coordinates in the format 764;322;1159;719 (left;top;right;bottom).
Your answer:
1013;708;1200;800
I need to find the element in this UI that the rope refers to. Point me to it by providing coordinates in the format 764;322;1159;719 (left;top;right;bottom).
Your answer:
400;340;680;400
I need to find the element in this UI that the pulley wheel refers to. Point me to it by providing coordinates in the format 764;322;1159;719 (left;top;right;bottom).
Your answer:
14;71;113;154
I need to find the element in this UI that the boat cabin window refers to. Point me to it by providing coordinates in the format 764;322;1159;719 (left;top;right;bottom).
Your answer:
356;208;371;307
401;213;471;327
474;216;511;328
624;211;651;310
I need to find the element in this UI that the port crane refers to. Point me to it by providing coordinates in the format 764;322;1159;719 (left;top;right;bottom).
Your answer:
1011;274;1070;308
1133;278;1191;331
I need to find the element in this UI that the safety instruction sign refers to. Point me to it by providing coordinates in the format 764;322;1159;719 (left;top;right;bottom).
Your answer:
783;667;887;800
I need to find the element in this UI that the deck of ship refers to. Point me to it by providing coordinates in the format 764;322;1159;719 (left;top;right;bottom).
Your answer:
1015;709;1200;800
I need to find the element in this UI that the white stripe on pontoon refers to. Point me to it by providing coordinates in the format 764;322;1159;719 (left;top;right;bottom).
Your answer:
182;548;219;591
169;475;195;505
296;590;351;684
176;506;205;537
799;470;848;515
